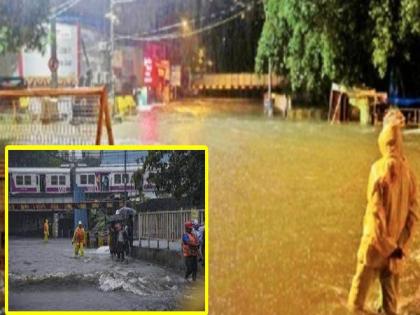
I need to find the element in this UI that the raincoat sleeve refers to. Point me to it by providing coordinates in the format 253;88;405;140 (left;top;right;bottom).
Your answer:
366;163;397;258
397;171;419;254
72;229;77;243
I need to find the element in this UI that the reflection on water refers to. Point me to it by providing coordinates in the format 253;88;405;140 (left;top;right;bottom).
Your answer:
115;98;420;315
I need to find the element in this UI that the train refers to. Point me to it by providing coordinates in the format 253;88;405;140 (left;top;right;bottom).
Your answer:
8;165;153;195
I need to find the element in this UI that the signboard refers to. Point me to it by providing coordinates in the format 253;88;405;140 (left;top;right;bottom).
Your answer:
143;57;154;86
170;65;181;87
21;23;79;79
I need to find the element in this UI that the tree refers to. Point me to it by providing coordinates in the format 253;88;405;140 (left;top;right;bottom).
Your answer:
255;0;420;99
143;151;205;207
0;0;50;55
132;167;145;202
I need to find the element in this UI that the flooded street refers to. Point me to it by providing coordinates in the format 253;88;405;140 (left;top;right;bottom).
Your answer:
113;98;420;315
9;238;202;311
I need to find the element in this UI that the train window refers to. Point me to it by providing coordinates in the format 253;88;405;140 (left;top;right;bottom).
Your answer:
24;175;31;185
51;175;58;185
114;174;121;184
59;176;66;185
88;174;95;184
16;176;23;185
80;175;87;184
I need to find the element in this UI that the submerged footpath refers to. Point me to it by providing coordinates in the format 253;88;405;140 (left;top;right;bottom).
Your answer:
8;238;204;311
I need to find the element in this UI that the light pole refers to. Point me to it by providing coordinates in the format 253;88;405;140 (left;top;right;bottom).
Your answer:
266;57;273;117
50;18;58;88
109;0;115;111
124;150;127;206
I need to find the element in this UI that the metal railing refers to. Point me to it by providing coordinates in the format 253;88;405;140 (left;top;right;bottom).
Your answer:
138;209;204;249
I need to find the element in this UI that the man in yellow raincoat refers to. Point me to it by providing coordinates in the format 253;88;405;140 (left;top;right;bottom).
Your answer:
43;219;49;243
72;221;86;257
348;110;418;315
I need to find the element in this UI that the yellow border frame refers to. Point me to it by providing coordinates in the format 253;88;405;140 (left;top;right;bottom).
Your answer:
4;145;209;315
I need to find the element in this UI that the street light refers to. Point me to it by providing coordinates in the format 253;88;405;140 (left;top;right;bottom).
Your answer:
181;19;189;32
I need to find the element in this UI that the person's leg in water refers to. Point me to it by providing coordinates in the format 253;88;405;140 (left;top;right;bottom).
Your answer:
116;242;121;260
185;256;193;280
74;243;80;256
377;267;399;315
348;263;377;312
192;256;198;281
79;242;84;257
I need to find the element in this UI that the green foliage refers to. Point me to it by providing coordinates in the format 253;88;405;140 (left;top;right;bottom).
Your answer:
0;0;50;55
256;0;420;97
143;151;205;207
132;167;145;201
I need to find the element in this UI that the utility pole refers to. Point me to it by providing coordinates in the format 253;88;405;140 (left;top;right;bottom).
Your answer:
50;18;58;88
264;58;273;117
109;0;115;112
124;150;127;206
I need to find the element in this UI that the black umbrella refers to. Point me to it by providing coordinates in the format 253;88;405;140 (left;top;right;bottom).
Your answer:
115;207;136;216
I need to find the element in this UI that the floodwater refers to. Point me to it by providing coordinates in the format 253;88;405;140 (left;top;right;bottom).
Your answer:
8;238;203;311
113;98;420;315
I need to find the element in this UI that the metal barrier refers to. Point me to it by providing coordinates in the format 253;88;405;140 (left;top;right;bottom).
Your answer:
138;209;204;249
0;87;113;144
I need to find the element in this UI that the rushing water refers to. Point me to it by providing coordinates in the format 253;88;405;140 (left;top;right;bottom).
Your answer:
113;98;420;315
8;238;203;311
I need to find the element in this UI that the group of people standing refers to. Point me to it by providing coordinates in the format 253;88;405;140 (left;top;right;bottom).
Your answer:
109;222;131;262
182;219;205;282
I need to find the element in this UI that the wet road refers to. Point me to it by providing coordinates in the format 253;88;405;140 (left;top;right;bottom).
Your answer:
4;97;420;314
8;238;203;311
112;98;420;315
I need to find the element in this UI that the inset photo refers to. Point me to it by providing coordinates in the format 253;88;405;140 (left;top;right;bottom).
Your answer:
5;146;207;314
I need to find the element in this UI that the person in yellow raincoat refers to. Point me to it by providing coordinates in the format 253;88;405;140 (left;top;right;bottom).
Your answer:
72;221;86;257
348;109;418;315
43;219;49;243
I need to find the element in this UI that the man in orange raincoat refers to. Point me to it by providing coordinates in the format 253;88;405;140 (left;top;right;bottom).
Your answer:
72;221;86;257
348;110;418;315
182;221;200;281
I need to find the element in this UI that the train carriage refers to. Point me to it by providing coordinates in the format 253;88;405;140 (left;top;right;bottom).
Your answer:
9;167;71;195
9;164;152;195
75;166;139;193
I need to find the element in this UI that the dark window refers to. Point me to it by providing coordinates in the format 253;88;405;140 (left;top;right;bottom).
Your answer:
114;174;121;184
24;175;31;185
51;175;58;185
81;175;87;185
16;176;23;185
88;174;95;185
59;175;66;185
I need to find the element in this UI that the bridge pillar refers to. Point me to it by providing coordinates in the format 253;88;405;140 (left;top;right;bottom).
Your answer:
52;212;59;238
